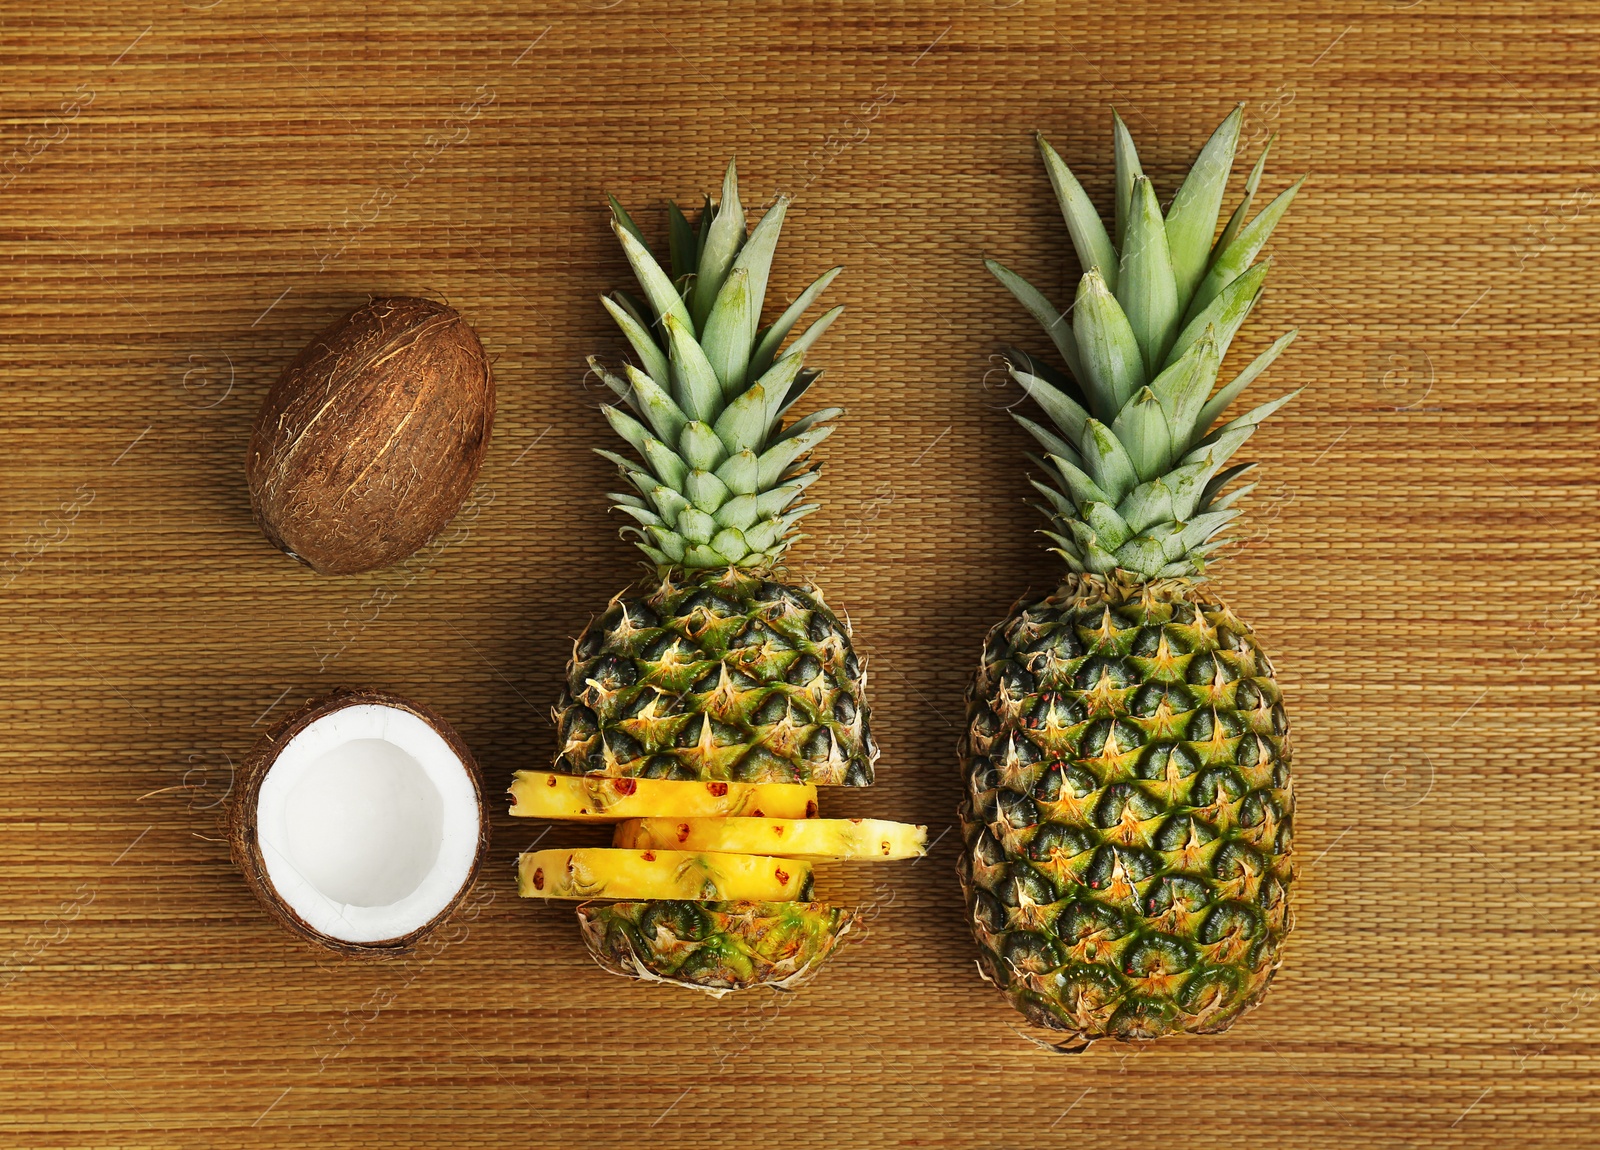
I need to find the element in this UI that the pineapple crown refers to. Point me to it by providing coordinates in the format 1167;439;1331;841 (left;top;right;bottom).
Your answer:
988;105;1304;581
589;160;844;573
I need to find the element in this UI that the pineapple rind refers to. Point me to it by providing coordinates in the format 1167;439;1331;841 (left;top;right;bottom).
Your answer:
958;575;1294;1043
576;900;857;997
613;816;928;861
553;566;876;786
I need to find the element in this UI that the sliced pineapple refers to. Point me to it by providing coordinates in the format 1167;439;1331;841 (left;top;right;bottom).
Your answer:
508;771;818;822
517;847;813;901
612;816;928;861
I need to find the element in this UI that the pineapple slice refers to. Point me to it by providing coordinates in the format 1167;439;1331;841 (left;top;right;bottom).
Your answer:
517;847;813;901
508;770;818;822
577;900;858;997
613;816;928;861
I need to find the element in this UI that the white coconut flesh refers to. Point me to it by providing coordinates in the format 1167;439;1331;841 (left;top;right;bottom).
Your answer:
254;703;480;944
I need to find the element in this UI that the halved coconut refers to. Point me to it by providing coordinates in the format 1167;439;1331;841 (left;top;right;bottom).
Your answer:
228;687;487;956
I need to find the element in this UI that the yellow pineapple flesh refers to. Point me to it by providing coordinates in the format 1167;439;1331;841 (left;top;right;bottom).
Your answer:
516;847;813;901
613;816;927;861
508;770;818;822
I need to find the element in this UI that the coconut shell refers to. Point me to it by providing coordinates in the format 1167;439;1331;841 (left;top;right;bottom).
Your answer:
226;686;490;958
247;297;494;576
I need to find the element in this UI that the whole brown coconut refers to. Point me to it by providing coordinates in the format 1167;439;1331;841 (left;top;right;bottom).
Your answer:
247;297;494;575
227;687;489;957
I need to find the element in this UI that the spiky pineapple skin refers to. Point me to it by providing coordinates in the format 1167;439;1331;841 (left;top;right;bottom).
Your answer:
958;574;1294;1044
553;566;876;786
576;900;857;996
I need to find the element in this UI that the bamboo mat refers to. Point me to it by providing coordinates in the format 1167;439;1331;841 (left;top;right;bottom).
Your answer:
0;2;1593;1147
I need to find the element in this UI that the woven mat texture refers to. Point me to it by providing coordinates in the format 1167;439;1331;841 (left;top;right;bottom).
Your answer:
0;2;1592;1147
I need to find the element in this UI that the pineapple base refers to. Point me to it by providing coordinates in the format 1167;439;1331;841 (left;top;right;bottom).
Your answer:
959;573;1295;1043
576;899;857;997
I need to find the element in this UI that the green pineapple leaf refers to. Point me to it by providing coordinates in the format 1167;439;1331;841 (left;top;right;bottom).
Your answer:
662;313;723;423
679;421;728;471
1109;387;1173;479
684;468;731;514
714;450;759;495
726;197;790;341
643;484;690;526
1009;362;1090;446
1040;451;1113;510
609;194;649;249
1078;419;1140;502
1118;177;1181;374
613;218;693;334
774;368;821;419
1029;478;1079;523
1148;332;1221;445
1164;260;1269;371
587;356;634;409
780;305;843;365
1082;501;1133;550
1164;104;1243;311
1065;520;1120;573
667;200;699;283
601;295;670;387
693;160;746;330
711;382;768;455
985;259;1083;384
753;472;818;519
1204;480;1257;513
752;353;806;429
700;266;754;397
1214;136;1274;262
1112;109;1143;250
751;266;842;377
1187;176;1304;321
600;404;653;457
1193;328;1298;439
756;425;832;488
709;526;750;561
774;405;842;443
1012;411;1081;466
1198;461;1257;510
622;365;688;444
1037;133;1119;290
1073;270;1144;417
640;438;689;489
1116;475;1174;534
595;446;652;482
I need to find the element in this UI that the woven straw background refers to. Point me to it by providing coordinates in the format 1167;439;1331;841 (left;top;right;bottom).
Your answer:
0;1;1593;1146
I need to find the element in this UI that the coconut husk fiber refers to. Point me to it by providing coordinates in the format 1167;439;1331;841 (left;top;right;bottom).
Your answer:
0;2;1592;1148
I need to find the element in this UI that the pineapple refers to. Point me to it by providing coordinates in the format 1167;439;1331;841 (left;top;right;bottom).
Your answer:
576;901;857;997
555;161;874;789
614;816;927;861
518;847;813;901
508;770;818;821
962;107;1300;1046
520;160;918;994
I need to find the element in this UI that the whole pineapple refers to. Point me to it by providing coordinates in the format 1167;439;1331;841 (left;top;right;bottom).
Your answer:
961;107;1302;1045
550;160;878;991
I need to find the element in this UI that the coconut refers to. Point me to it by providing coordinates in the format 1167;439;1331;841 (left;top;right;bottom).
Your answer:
227;687;488;956
246;297;494;576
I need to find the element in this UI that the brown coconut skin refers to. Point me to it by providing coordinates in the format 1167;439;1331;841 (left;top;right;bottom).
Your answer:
226;687;490;958
247;297;494;576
